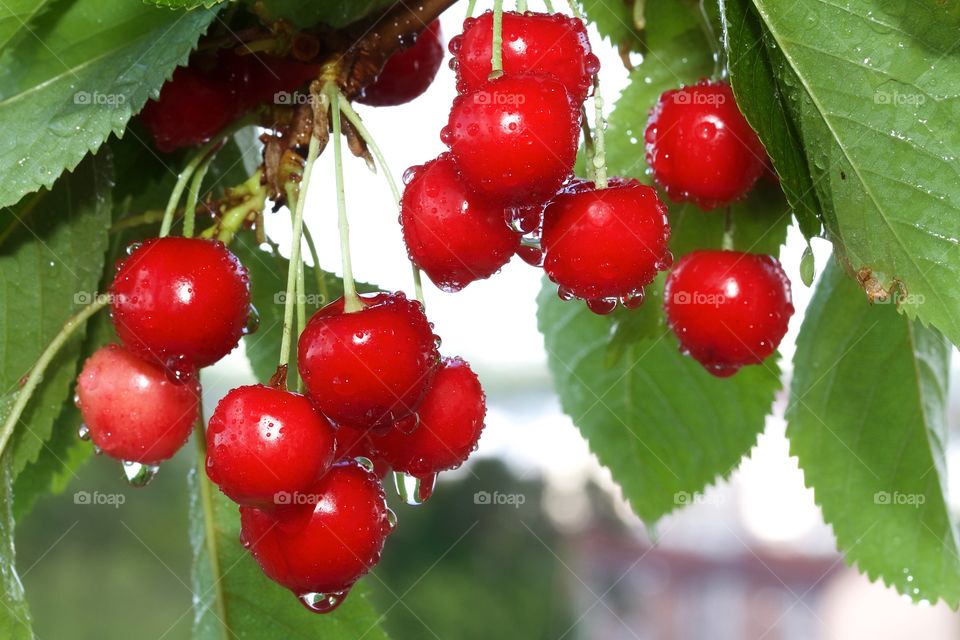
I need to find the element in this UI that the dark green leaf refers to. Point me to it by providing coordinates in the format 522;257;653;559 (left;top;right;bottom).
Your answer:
576;0;643;50
720;0;822;239
0;1;218;207
0;153;112;478
750;0;960;347
0;457;32;639
788;260;960;605
537;279;781;522
252;0;394;29
232;232;377;385
145;0;224;8
189;469;390;639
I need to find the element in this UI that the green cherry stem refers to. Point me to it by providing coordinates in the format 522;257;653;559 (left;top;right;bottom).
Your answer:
0;298;108;458
590;76;609;189
159;147;210;238
337;95;426;306
329;85;362;313
517;0;528;12
278;131;321;377
465;0;477;18
580;105;596;182
490;0;505;78
183;147;218;239
543;0;554;12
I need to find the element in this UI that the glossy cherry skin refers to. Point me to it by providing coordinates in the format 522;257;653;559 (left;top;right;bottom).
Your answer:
370;357;485;478
76;344;199;464
110;237;252;372
140;66;236;153
663;250;794;377
401;153;520;291
240;460;393;596
333;424;391;478
645;80;768;210
452;11;598;104
205;385;336;508
442;74;580;207
297;292;439;429
357;20;444;106
541;178;672;303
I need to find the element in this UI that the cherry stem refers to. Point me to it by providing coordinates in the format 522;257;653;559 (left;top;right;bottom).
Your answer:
296;258;307;393
701;0;726;80
337;95;426;306
590;76;609;189
465;0;477;18
278;130;320;376
517;0;528;12
0;298;108;458
543;0;555;11
490;0;505;78
183;147;219;239
329;85;363;313
580;105;596;182
722;206;735;250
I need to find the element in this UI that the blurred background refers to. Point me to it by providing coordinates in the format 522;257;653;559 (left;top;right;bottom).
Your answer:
16;3;960;639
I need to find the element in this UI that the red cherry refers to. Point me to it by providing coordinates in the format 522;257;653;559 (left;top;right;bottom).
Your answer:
205;385;336;507
645;80;768;210
76;344;198;464
333;424;391;478
240;460;394;608
541;178;672;307
219;50;320;109
110;237;252;372
140;66;236;153
297;292;439;429
663;250;794;377
370;357;485;478
442;74;580;207
357;21;444;106
401;153;520;292
452;11;599;103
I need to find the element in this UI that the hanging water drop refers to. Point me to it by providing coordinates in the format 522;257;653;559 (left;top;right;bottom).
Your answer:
355;456;375;473
244;304;260;335
122;460;159;487
297;589;348;614
78;424;90;441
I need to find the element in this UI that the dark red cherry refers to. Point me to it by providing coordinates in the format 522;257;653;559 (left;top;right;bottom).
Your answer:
240;460;394;605
453;11;598;103
663;250;794;377
333;423;391;478
370;357;485;478
76;344;199;464
357;20;444;106
297;292;439;429
541;178;672;305
645;79;768;210
219;50;320;109
442;73;580;207
110;237;252;372
205;385;336;507
140;66;236;153
401;153;520;291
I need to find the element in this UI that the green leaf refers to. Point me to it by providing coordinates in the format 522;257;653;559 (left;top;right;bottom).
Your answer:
0;1;53;50
252;0;394;29
576;0;643;50
537;280;781;522
787;260;960;606
0;457;32;639
145;0;224;8
749;0;960;347
0;153;112;478
720;0;822;239
0;1;218;207
189;468;390;639
232;232;377;385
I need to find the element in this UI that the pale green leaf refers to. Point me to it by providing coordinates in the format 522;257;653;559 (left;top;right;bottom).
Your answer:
0;457;32;639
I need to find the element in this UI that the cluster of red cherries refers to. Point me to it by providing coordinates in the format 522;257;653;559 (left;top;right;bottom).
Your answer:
75;4;798;617
395;10;794;378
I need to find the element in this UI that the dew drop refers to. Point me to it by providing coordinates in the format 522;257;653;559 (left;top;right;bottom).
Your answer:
125;241;143;256
297;589;349;614
122;460;159;487
78;423;90;441
557;286;576;301
243;304;260;335
386;508;398;531
586;298;617;315
355;456;375;473
621;289;645;309
393;471;436;506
